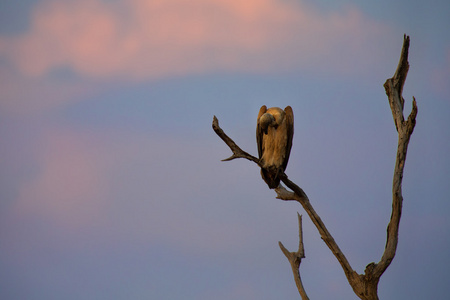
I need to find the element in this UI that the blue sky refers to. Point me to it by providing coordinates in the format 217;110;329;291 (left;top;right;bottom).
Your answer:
1;0;449;299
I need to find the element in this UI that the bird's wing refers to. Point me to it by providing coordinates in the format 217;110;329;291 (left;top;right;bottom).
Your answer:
282;106;294;171
256;105;267;159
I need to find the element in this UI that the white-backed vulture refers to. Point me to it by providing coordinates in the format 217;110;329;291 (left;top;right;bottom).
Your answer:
256;105;294;189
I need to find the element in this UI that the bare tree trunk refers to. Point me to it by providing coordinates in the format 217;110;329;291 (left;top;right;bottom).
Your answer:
212;35;417;300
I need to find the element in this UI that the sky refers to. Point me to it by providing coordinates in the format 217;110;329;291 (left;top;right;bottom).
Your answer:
0;0;449;299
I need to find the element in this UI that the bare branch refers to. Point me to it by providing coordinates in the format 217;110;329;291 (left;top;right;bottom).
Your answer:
212;116;359;292
212;116;359;294
384;35;411;132
277;172;360;287
212;116;261;166
279;214;309;300
212;35;417;300
275;184;306;202
373;35;417;279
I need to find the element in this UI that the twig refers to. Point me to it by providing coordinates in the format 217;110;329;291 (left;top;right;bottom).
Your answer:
279;214;309;300
212;116;262;166
374;35;417;279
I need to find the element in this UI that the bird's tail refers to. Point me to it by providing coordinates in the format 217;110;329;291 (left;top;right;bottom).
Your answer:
260;167;280;189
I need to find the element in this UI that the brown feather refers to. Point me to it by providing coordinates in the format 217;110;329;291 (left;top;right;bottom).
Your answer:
282;106;294;171
256;105;267;159
256;106;294;189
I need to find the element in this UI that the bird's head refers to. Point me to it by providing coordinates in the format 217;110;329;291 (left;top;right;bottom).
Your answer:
259;113;275;134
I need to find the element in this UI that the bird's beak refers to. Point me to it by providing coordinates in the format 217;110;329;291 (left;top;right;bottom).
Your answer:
260;113;274;134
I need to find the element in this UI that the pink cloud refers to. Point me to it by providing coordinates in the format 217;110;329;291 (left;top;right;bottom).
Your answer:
0;0;392;80
13;128;110;230
8;127;257;254
0;68;101;115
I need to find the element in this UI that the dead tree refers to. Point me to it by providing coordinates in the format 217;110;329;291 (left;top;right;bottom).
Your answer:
212;35;417;300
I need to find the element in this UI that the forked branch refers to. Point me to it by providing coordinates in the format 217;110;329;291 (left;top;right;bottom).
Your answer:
212;115;358;295
374;35;417;279
212;35;417;300
279;214;309;300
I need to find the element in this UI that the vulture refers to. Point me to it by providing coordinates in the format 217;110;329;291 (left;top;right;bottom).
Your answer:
256;105;294;189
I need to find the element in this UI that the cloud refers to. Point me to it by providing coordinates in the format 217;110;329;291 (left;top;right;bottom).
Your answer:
12;128;110;230
0;68;100;115
7;127;257;255
0;0;391;80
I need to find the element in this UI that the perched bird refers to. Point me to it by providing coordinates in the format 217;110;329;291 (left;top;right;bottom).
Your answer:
256;105;294;189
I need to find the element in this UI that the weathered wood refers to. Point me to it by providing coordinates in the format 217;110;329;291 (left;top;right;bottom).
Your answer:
212;35;417;300
279;214;309;300
276;175;360;290
212;116;262;166
373;34;417;281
